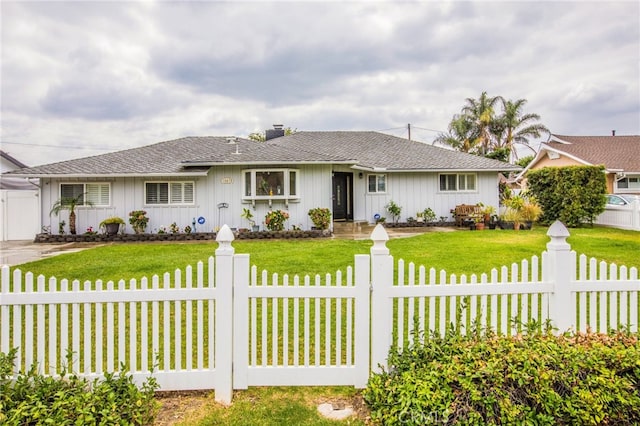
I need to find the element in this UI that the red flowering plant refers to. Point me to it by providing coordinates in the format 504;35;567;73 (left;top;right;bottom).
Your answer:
264;210;289;231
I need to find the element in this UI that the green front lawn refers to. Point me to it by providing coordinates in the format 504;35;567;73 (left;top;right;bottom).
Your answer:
13;226;640;283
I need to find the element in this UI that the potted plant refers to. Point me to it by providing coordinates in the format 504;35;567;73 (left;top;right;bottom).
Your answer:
129;210;149;234
241;208;259;231
480;204;496;224
99;216;125;236
520;198;543;229
308;207;331;230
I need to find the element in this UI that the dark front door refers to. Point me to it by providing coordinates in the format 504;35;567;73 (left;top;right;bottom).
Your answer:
332;172;353;221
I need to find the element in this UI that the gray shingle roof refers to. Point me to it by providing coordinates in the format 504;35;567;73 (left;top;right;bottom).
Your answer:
4;132;519;178
265;131;520;171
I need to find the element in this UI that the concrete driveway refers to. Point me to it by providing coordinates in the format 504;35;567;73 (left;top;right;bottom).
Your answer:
0;241;102;267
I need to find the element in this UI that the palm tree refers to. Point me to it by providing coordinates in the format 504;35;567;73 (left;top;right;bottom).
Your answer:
494;98;549;162
50;193;93;235
434;114;478;152
461;92;502;155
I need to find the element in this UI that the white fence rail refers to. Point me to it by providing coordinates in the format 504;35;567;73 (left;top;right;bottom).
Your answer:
595;200;640;230
1;221;639;403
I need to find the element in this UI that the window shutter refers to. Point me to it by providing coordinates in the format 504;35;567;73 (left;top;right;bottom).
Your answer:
170;183;182;204
183;182;194;203
86;183;109;206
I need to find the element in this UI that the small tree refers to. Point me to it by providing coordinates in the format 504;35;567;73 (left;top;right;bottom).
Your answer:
385;200;402;223
50;193;93;235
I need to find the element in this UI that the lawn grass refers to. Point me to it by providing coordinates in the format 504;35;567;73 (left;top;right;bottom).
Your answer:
13;225;639;283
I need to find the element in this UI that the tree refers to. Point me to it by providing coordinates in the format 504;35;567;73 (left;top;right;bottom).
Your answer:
437;92;548;163
248;127;296;142
460;91;502;155
434;114;477;152
493;98;549;162
50;193;93;235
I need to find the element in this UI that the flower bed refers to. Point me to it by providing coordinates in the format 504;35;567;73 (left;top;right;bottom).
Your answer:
33;230;331;243
383;221;456;228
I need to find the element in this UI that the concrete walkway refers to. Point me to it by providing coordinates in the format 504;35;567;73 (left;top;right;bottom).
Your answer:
0;241;105;267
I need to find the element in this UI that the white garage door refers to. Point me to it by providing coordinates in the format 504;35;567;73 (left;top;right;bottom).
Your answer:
1;190;39;241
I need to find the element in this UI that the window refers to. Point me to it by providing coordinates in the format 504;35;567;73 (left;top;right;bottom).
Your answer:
243;169;299;200
617;176;640;190
145;181;194;205
367;174;386;193
439;173;477;192
60;183;110;206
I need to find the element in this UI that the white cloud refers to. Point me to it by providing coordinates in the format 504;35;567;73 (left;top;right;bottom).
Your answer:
1;1;638;166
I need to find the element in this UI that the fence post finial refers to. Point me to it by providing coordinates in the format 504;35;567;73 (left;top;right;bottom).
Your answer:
216;224;235;251
370;224;389;255
546;220;570;250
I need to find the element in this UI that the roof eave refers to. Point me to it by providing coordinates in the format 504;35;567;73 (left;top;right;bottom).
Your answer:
182;160;356;166
5;171;211;179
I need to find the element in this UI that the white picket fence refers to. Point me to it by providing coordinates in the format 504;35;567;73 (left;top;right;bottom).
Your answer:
595;200;640;230
1;221;638;404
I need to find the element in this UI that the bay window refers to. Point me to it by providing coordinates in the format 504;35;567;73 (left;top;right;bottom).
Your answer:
243;169;299;201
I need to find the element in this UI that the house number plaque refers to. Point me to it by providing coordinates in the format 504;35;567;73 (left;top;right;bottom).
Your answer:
220;177;233;184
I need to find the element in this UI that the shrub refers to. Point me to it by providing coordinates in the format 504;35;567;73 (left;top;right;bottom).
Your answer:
264;210;289;231
526;165;607;227
308;207;331;230
364;329;640;425
385;200;402;223
129;210;149;234
0;349;159;425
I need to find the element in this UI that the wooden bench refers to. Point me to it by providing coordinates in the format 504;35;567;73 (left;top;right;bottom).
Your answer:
453;204;482;226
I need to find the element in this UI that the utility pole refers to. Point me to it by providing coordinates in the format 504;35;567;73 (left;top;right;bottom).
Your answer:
407;123;411;141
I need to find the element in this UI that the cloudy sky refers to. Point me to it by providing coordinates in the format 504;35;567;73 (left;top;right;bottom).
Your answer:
1;1;639;167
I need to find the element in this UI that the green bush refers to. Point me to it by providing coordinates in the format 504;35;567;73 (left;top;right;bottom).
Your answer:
363;328;640;425
0;349;159;425
526;165;607;227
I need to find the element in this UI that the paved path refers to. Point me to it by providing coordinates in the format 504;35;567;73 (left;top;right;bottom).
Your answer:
0;241;105;267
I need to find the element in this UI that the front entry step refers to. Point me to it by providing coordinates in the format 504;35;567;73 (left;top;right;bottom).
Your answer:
332;221;375;236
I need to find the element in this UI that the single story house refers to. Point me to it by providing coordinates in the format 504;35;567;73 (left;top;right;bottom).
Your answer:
4;129;520;235
515;133;640;194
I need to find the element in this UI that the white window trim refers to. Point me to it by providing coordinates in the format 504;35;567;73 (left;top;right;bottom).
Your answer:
59;182;111;207
242;168;300;202
438;173;478;193
367;174;387;194
144;181;195;206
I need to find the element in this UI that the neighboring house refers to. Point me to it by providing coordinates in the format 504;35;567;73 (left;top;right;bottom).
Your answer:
515;134;640;194
3;129;519;235
0;150;40;240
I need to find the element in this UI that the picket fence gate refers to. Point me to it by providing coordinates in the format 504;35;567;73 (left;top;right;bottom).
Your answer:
1;221;638;404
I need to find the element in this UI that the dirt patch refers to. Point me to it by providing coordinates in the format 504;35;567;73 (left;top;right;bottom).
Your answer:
154;390;214;426
153;389;371;425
